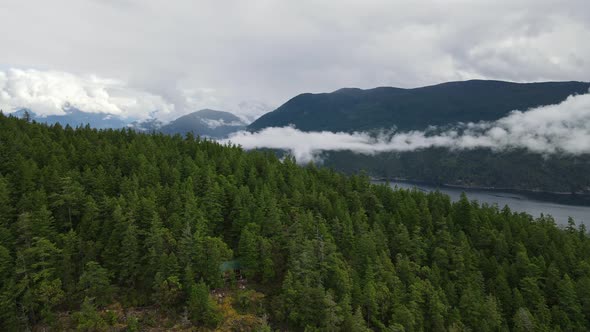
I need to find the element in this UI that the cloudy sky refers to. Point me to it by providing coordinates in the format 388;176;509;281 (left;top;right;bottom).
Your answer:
1;0;589;121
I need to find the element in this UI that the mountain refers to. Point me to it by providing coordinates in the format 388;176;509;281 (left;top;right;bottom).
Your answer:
247;80;590;192
9;107;247;138
249;80;590;132
11;108;128;129
159;109;246;138
127;117;164;132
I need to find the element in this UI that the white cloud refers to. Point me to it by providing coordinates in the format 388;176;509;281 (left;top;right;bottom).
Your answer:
0;69;174;120
1;0;589;109
201;118;245;129
231;101;274;123
224;91;590;163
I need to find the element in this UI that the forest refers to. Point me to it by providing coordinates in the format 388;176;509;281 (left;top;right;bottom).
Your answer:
1;113;590;331
323;149;590;194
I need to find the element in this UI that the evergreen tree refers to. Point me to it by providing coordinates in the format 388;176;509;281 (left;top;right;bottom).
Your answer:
78;261;112;307
188;280;220;327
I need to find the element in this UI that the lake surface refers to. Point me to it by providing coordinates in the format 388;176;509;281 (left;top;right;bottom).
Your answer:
383;180;590;226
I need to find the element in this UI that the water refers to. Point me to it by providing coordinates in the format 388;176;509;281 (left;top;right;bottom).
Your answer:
384;180;590;226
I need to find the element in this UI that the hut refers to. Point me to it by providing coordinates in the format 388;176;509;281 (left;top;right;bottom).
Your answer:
219;259;243;282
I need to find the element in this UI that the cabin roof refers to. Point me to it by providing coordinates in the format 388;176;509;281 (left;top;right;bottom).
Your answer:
219;259;242;272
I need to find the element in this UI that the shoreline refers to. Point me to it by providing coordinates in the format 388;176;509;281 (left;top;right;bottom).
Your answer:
371;177;590;197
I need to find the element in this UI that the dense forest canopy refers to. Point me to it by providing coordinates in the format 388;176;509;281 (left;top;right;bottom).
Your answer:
1;113;590;331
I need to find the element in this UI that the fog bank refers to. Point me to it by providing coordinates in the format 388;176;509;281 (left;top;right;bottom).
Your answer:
224;91;590;163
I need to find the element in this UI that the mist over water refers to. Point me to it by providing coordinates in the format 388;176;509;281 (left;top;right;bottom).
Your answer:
225;91;590;163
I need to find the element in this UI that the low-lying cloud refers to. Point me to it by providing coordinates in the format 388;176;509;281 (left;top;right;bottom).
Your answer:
0;69;174;120
224;91;590;163
201;118;245;129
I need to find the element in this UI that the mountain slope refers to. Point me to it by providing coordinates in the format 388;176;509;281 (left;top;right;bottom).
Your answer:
247;80;590;192
249;80;590;132
159;109;246;138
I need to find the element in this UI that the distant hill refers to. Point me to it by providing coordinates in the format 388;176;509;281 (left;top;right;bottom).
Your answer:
10;108;128;129
127;118;164;133
9;107;247;138
159;109;246;138
249;80;590;132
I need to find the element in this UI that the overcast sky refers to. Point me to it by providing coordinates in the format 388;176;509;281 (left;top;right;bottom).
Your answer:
1;0;589;121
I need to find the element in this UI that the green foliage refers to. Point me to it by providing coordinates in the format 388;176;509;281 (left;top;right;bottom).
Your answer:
73;297;107;331
78;261;112;307
15;237;64;325
152;275;183;313
126;315;139;332
324;148;590;193
188;280;221;327
1;113;590;330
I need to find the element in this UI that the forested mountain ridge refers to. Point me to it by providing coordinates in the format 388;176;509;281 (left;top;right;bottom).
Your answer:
1;114;590;331
248;80;590;132
247;80;590;192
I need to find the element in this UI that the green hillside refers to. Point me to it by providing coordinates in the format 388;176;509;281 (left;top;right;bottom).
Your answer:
2;114;590;330
249;80;590;132
248;80;590;192
323;148;590;194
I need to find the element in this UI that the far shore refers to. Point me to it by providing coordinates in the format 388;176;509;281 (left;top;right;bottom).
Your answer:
371;177;590;197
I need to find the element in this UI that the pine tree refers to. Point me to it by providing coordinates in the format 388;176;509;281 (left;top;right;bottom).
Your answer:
73;297;107;331
78;261;112;307
188;280;220;327
118;222;140;289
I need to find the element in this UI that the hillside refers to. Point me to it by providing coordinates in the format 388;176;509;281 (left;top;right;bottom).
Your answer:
323;149;590;193
249;80;590;132
2;114;590;330
159;109;246;138
246;80;590;192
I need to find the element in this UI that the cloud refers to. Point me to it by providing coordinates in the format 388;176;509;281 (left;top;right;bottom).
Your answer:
0;69;174;120
231;101;274;123
224;91;590;163
201;118;245;129
1;0;589;111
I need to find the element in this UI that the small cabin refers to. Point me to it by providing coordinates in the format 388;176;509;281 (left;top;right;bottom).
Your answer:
220;259;243;282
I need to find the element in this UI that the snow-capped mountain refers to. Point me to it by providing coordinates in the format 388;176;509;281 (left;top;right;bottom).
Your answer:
9;108;129;129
